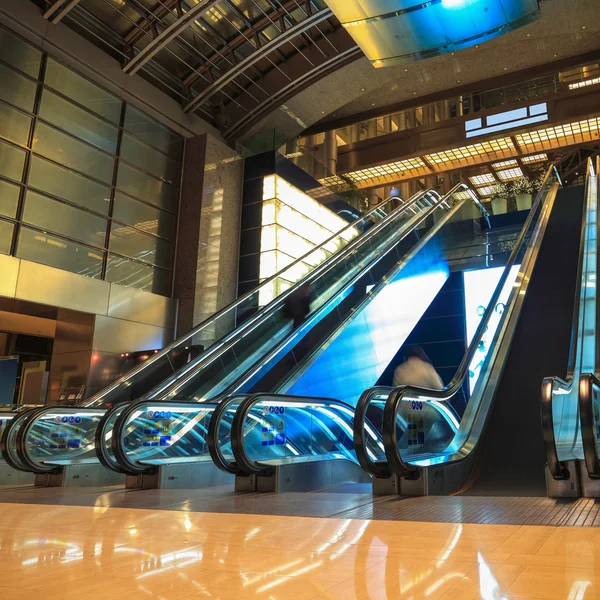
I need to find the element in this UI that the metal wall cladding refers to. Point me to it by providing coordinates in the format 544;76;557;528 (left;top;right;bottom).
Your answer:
328;0;540;67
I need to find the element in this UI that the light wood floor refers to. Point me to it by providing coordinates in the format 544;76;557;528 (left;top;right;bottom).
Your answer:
1;501;599;599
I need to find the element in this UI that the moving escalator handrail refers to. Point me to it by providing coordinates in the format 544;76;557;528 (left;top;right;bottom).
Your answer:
578;156;600;479
355;167;558;479
0;408;33;471
542;157;596;480
136;189;444;406
79;190;433;409
229;393;357;477
108;399;220;475
95;403;128;473
218;183;487;400
110;189;438;407
207;395;250;476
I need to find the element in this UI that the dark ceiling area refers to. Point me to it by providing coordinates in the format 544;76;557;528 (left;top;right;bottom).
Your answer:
31;0;361;141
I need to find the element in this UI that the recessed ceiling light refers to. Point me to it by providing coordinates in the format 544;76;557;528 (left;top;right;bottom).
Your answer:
413;92;417;95
456;80;461;83
404;68;408;72
526;33;531;37
582;25;586;29
475;45;479;48
504;67;508;71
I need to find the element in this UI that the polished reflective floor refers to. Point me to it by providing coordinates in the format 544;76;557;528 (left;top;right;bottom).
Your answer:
1;498;600;599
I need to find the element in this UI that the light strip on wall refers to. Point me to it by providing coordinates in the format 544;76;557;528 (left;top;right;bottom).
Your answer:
259;175;358;305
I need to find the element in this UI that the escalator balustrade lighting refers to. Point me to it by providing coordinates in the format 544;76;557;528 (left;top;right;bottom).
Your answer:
328;0;540;68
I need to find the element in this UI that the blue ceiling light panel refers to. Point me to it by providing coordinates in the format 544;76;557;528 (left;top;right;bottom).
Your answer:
329;0;540;68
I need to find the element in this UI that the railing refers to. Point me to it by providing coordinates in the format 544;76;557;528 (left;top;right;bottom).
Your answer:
301;61;600;150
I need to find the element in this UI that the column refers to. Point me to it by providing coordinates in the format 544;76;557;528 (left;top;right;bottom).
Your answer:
324;130;338;176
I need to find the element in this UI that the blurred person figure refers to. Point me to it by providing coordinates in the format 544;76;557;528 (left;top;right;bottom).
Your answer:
285;282;314;329
393;347;444;390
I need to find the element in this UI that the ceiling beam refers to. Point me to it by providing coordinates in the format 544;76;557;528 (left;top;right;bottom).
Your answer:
43;0;82;24
184;8;333;113
123;0;221;76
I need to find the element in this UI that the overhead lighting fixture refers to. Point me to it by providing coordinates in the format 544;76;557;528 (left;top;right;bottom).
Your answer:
515;117;600;151
497;167;524;181
425;137;514;168
492;159;519;169
521;153;548;164
469;173;496;186
569;77;600;90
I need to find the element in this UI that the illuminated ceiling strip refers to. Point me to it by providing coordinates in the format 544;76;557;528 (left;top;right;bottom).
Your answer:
521;153;548;164
569;77;600;90
497;167;524;181
43;0;82;24
469;174;496;186
493;160;519;169
183;9;333;113
123;0;221;76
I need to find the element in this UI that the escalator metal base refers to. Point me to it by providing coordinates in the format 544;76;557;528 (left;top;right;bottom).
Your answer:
546;461;580;498
253;459;369;494
372;471;431;496
126;461;234;490
35;463;124;487
0;462;34;487
579;461;600;498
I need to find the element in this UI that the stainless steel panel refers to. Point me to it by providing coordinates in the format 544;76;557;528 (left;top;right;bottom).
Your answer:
92;314;173;353
35;463;124;487
126;461;234;489
0;462;34;487
108;283;177;329
15;260;110;315
546;461;580;498
0;254;19;299
54;308;94;353
256;459;368;493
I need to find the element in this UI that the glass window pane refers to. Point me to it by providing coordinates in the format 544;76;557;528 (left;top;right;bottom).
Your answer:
33;121;114;183
109;223;173;269
0;102;32;145
0;63;37;112
29;155;111;215
0;219;14;255
116;162;178;211
39;90;118;153
0;179;20;218
0;139;26;182
105;253;170;296
44;58;121;123
121;133;180;185
113;192;175;240
124;106;182;160
22;191;108;247
0;29;41;78
16;226;104;278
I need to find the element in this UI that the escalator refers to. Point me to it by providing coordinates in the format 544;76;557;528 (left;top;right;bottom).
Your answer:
353;164;593;498
1;188;446;481
99;184;500;484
